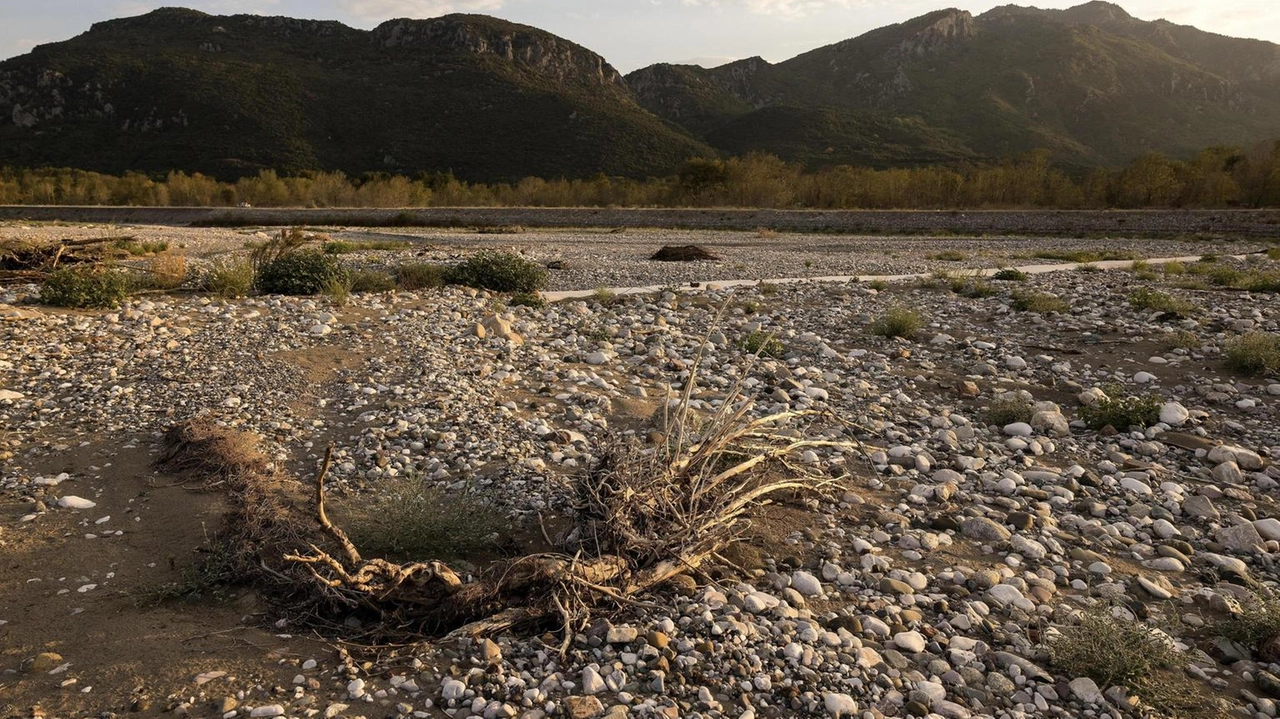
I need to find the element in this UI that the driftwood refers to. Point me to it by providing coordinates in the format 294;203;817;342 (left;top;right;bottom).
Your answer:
0;236;136;282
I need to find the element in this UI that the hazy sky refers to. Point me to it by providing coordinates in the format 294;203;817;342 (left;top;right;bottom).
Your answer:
2;0;1278;73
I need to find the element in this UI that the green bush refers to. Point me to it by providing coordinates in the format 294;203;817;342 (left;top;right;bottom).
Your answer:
446;251;547;293
349;270;397;293
1081;391;1161;431
930;250;966;261
991;268;1028;282
869;306;925;339
741;331;784;358
1127;288;1197;315
255;250;348;295
203;257;255;298
40;266;131;308
395;262;447;290
1012;291;1069;314
1224;333;1280;376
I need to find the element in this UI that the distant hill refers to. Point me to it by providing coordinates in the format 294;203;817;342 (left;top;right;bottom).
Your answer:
0;8;711;182
2;3;1278;180
627;1;1280;167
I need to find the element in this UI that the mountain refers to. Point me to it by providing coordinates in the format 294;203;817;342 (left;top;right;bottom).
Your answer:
0;8;711;182
627;1;1280;167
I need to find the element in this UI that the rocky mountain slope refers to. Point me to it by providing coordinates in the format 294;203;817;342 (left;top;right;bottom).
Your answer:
627;1;1280;167
0;8;711;182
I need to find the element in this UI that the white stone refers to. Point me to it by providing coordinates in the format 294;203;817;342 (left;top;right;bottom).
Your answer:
791;571;823;596
823;692;858;717
441;677;466;701
0;390;23;401
1254;518;1280;542
309;324;332;336
57;496;96;510
584;351;610;366
1069;677;1104;704
581;666;606;694
892;630;927;653
987;584;1034;611
1133;371;1157;384
1159;402;1189;426
249;707;285;718
347;678;366;698
1003;422;1033;437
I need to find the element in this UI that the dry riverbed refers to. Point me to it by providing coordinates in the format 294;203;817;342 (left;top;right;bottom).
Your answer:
1;223;1279;719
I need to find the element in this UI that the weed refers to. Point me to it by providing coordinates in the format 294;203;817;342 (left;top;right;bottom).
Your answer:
395;262;447;290
756;227;777;239
930;250;966;261
869;306;925;339
256;250;348;296
1033;250;1136;263
1127;288;1198;315
991;268;1028;282
342;479;506;562
113;238;169;256
40;266;130;308
592;287;617;304
1219;594;1280;653
322;276;351;306
1080;390;1161;431
1161;261;1186;275
509;292;546;309
349;270;398;293
758;282;780;296
446;251;547;293
1267;247;1280;261
984;395;1034;427
1012;291;1069;314
1165;329;1201;351
1224;332;1280;376
202;257;255;298
741;330;784;358
146;250;188;290
867;280;888;291
1076;263;1101;273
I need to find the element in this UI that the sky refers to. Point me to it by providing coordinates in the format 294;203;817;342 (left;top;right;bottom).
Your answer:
1;0;1278;73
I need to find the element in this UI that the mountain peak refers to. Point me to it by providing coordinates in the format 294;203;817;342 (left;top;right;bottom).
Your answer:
1060;1;1133;24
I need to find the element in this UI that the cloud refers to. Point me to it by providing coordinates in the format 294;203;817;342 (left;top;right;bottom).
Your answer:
335;0;506;22
682;0;874;19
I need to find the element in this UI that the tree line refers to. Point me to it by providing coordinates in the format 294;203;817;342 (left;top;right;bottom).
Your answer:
1;141;1277;209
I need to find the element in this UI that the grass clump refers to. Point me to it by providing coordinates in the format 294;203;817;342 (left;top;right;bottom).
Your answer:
144;250;188;290
867;280;888;291
113;238;169;256
509;292;546;309
202;257;255;298
991;268;1028;282
446;251;547;293
1224;332;1280;376
1127;288;1198;315
1033;249;1136;263
1165;329;1201;351
1076;263;1101;273
349;270;397;293
395;262;447;290
741;331;784;358
1220;594;1280;654
1161;260;1186;275
1012;291;1069;314
869;306;925;339
1049;609;1221;719
256;250;347;296
40;266;130;308
930;250;966;261
342;480;505;562
984;395;1034;427
1080;390;1161;431
758;282;780;296
1267;247;1280;261
959;279;997;298
592;287;617;304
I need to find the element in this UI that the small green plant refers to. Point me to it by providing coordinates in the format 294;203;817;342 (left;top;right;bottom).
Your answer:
984;395;1034;427
1127;288;1198;315
348;270;397;293
1220;594;1280;653
1012;291;1069;314
509;292;546;309
592;287;617;304
869;306;925;339
1161;261;1186;275
1238;271;1280;293
740;299;762;314
40;266;130;308
113;238;169;256
446;251;547;293
1267;247;1280;261
322;240;358;255
1049;609;1217;719
395;262;447;290
1080;390;1161;431
758;282;780;296
1165;329;1201;351
1076;263;1102;273
867;280;888;291
1033;250;1136;263
930;250;966;261
256;250;347;296
342;480;506;561
323;276;351;306
1224;332;1280;376
741;330;784;358
991;268;1028;282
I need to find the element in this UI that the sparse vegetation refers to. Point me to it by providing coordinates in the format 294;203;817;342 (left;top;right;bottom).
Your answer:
592;287;617;304
343;480;506;562
202;257;255;298
741;331;784;357
758;282;780;296
867;280;888;291
395;262;447;291
1080;390;1161;430
1075;263;1101;273
113;238;169;256
509;292;546;309
1032;250;1136;263
1224;332;1280;376
1127;287;1198;315
322;239;412;254
145;250;188;290
930;250;966;261
984;395;1035;427
1012;291;1069;314
348;270;398;294
869;306;925;339
991;268;1028;282
1219;593;1280;653
1161;260;1186;275
1165;329;1201;350
39;265;130;308
446;251;548;293
256;250;348;296
1049;609;1219;719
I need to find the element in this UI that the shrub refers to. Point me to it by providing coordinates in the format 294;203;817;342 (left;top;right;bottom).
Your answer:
992;268;1028;282
395;262;447;290
322;276;351;306
1049;609;1215;719
1076;263;1102;273
1161;261;1186;275
869;306;925;339
1165;329;1201;351
758;282;780;296
40;266;130;308
203;257;255;298
1127;288;1197;315
867;280;888;291
741;331;784;358
446;251;547;293
348;270;398;293
592;287;617;304
930;250;966;261
1238;271;1280;293
1224;332;1280;376
1080;391;1161;431
113;238;169;256
146;251;188;290
342;480;506;561
510;292;546;309
322;240;357;255
256;250;348;296
1220;594;1280;652
1012;291;1069;314
957;279;997;298
984;395;1034;427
